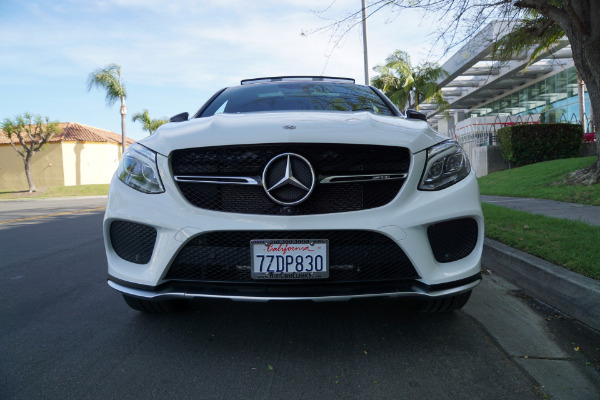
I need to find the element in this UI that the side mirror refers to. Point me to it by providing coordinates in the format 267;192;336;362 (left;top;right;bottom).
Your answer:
169;112;189;123
406;109;427;122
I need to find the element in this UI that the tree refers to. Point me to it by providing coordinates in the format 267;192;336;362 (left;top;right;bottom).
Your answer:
329;0;600;183
372;60;409;110
87;63;127;153
1;113;60;193
492;8;588;131
371;50;448;113
131;109;168;136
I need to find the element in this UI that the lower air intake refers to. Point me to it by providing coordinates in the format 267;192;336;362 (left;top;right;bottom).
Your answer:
427;218;478;263
165;230;419;283
110;220;157;264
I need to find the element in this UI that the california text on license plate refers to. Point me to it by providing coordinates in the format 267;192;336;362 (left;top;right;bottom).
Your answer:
250;239;329;279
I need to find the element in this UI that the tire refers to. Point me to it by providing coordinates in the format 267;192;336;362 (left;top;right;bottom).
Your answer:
122;294;186;313
413;290;472;313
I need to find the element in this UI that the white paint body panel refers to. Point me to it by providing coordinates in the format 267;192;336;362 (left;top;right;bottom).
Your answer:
141;111;444;155
104;109;484;299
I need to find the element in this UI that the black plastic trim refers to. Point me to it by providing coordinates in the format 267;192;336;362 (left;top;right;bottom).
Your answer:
169;112;189;123
406;109;427;121
241;76;356;85
108;274;156;291
108;272;482;299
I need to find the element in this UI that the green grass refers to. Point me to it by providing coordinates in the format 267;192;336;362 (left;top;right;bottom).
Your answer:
0;184;109;199
478;156;600;206
483;203;600;280
479;156;600;279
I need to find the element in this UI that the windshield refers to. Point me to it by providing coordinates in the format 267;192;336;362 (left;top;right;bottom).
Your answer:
198;82;395;117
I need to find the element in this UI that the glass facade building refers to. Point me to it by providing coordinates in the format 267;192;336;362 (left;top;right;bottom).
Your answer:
466;66;591;127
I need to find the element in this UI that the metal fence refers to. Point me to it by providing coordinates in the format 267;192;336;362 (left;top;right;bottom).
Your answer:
449;112;596;147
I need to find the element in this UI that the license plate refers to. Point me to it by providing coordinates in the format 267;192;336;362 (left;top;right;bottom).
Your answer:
250;239;329;279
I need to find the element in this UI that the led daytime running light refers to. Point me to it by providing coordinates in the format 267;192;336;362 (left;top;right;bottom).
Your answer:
117;144;165;194
419;141;470;191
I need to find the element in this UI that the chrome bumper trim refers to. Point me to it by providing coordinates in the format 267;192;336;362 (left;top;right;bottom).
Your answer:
107;279;480;303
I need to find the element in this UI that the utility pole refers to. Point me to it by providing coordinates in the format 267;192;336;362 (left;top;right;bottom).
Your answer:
361;0;369;85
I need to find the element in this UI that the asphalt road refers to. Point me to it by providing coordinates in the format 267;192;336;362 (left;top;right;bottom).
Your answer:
1;198;599;400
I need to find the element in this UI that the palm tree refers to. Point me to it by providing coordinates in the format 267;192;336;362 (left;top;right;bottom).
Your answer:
371;63;409;110
372;50;448;113
87;63;127;153
132;109;168;136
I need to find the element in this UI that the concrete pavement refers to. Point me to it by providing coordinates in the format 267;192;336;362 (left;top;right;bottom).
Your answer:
1;195;599;398
480;195;600;331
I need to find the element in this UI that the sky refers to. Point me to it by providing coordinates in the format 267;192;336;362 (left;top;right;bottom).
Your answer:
0;0;443;141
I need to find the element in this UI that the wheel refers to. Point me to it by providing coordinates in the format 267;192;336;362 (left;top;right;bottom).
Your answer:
413;290;472;313
122;294;186;313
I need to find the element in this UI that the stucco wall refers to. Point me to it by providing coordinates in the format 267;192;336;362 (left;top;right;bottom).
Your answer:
0;140;123;190
463;144;510;178
61;141;121;186
0;143;65;190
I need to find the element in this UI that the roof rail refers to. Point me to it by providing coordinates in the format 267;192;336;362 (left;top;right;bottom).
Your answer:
241;76;355;85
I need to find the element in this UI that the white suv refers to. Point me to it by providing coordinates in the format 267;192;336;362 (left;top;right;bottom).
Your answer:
104;76;483;313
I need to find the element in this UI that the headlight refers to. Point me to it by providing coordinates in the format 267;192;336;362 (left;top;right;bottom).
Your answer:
117;143;165;194
419;140;471;191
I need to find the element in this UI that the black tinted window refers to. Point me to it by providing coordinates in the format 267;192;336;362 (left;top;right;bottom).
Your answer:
199;82;394;117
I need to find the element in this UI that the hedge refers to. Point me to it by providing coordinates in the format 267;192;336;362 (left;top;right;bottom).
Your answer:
497;123;583;166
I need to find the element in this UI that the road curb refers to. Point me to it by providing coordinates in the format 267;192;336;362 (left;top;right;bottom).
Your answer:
0;195;108;202
483;238;600;332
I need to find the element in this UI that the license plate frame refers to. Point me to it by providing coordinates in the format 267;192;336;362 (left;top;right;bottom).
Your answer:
250;239;329;280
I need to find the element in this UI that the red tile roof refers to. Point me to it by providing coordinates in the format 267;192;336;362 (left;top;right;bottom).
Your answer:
0;122;136;145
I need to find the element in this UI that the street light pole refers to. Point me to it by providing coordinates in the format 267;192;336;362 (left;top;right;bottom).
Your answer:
361;0;369;85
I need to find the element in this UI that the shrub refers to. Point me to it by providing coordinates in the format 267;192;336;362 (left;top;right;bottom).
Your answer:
497;123;583;166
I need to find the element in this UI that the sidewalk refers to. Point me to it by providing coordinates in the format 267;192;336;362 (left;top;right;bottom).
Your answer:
480;195;600;331
481;195;600;226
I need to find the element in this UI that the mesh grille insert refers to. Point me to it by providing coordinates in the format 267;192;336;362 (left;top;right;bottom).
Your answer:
110;221;157;264
165;230;419;283
171;143;410;215
427;218;478;263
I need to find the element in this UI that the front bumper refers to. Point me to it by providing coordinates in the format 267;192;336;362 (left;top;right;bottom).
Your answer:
108;273;481;302
104;149;484;301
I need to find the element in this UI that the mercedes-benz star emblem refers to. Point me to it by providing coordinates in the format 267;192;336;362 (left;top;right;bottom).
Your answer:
262;153;315;206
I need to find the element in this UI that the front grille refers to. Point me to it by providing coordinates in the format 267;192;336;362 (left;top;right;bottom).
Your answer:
171;144;410;215
427;218;478;263
165;230;419;283
110;221;157;264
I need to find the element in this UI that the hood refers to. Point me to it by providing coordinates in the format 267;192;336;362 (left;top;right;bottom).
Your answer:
139;111;447;155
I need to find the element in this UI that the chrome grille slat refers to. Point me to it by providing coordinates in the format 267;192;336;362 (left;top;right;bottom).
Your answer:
174;175;261;185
